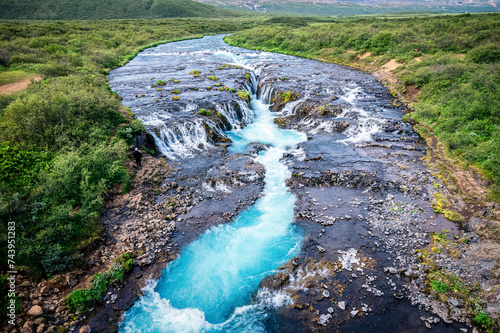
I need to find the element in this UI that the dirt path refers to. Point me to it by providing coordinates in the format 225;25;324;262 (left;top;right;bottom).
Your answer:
0;75;42;95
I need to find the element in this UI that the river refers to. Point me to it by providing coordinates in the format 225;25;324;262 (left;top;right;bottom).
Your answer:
108;35;467;333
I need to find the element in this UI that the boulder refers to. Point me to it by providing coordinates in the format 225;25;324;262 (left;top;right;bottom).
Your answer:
27;305;43;317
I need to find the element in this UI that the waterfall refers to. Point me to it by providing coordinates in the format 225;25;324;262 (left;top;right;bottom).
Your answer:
120;55;307;332
148;118;221;159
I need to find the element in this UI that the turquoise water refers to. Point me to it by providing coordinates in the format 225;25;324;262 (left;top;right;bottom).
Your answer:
120;92;307;332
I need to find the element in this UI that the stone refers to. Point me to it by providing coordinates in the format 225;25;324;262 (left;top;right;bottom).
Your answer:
21;321;33;333
39;286;51;296
20;281;31;287
327;307;334;313
318;314;332;326
27;305;43;317
36;324;45;333
338;301;346;310
80;325;91;333
66;275;78;287
322;290;330;298
388;267;398;274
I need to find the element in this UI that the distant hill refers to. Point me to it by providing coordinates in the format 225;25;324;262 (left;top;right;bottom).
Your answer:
195;0;499;15
0;0;242;20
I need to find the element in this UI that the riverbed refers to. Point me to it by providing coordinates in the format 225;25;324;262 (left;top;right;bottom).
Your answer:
106;35;474;332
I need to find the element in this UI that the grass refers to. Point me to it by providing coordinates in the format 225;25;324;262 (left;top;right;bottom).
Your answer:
0;70;32;85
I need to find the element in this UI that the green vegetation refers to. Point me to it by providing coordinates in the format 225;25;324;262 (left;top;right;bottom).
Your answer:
0;0;242;20
237;90;251;100
171;89;181;94
198;108;213;116
0;70;32;85
208;76;219;80
417;232;498;332
0;18;266;277
64;253;134;312
226;13;500;197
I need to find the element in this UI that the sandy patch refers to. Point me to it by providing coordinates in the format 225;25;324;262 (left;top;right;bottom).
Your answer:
414;57;422;62
358;51;372;60
0;75;42;95
382;59;400;72
456;53;466;60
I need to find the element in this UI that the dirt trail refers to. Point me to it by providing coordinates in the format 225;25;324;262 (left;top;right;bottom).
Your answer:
0;75;42;95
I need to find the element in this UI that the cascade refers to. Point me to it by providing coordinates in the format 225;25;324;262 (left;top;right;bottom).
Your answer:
120;65;307;333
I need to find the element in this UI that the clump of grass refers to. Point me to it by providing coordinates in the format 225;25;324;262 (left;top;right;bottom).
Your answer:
172;96;180;101
237;90;251;101
208;76;218;81
171;89;181;94
156;79;166;86
198;108;212;116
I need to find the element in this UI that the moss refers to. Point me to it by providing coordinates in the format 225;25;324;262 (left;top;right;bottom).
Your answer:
171;89;181;94
237;90;250;101
172;96;180;100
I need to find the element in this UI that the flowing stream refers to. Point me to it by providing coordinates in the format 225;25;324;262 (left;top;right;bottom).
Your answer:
109;35;417;332
117;37;309;332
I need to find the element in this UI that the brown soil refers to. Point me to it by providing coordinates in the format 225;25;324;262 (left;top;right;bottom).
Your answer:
0;75;42;95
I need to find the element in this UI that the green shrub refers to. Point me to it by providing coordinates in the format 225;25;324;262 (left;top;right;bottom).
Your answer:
157;79;166;85
208;76;218;80
65;253;134;312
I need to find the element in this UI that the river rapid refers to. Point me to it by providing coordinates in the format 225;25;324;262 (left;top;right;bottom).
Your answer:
107;35;470;332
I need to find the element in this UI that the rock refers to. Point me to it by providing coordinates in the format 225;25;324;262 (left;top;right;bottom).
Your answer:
350;310;359;317
318;314;332;326
36;324;45;333
66;275;78;287
21;321;34;333
322;290;330;298
27;305;43;317
425;322;432;329
388;267;398;274
20;281;31;288
39;286;51;296
171;182;178;189
317;246;326;253
327;307;334;313
338;301;346;310
80;325;91;333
